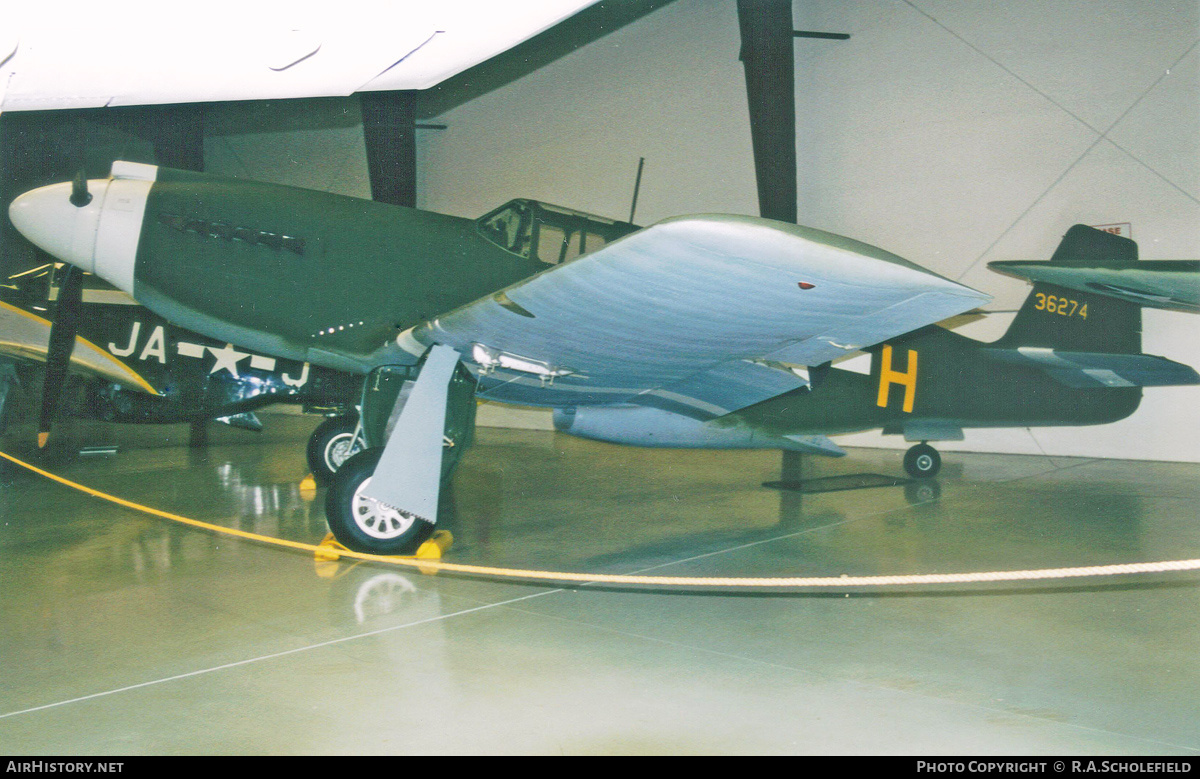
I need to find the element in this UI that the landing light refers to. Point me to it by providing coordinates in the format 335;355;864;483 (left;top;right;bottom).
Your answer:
471;343;573;384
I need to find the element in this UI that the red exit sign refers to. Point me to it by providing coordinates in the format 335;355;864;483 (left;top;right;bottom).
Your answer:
1091;222;1132;238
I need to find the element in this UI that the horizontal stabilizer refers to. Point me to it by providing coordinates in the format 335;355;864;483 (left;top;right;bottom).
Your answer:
215;411;263;432
984;347;1200;388
782;434;846;457
988;260;1200;314
988;224;1198;313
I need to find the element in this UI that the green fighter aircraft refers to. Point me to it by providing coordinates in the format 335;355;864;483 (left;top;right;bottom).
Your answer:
9;161;1199;555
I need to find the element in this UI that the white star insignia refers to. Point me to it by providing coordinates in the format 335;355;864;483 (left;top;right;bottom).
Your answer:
208;343;249;378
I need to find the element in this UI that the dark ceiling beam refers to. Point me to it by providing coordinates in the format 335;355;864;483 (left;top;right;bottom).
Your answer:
418;0;676;119
737;0;797;225
360;90;417;208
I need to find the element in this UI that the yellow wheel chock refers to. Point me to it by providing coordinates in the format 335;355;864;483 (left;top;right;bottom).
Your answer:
299;473;318;500
315;530;454;564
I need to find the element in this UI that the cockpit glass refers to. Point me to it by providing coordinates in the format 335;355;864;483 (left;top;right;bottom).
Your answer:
476;199;638;265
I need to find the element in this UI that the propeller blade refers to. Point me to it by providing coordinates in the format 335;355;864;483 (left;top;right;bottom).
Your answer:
38;264;84;447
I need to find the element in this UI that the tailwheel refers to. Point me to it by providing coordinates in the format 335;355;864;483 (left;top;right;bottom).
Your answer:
306;414;363;483
903;442;941;479
325;448;434;555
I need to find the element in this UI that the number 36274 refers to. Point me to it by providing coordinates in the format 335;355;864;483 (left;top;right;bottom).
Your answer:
1035;293;1087;318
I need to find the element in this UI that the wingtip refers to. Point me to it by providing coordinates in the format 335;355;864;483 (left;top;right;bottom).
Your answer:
37;431;49;449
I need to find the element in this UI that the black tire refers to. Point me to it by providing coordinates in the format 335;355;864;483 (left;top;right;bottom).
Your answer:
325;448;434;555
903;443;941;479
306;415;362;483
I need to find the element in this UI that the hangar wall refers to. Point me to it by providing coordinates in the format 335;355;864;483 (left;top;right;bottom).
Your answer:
205;0;1200;463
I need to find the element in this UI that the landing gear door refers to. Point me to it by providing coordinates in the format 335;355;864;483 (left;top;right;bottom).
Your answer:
359;364;416;450
359;360;478;480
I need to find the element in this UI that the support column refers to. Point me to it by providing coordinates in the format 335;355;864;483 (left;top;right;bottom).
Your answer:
360;90;417;208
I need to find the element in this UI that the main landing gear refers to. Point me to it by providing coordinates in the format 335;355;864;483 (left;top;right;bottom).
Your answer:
903;442;941;479
325;448;434;555
323;346;477;556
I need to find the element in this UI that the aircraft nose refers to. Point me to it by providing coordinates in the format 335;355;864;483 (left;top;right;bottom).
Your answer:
9;174;148;297
8;181;105;274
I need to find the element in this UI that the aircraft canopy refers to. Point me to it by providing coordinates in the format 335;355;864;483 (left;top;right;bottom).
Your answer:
476;199;637;265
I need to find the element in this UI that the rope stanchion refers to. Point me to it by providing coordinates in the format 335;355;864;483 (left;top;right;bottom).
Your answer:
5;449;1199;592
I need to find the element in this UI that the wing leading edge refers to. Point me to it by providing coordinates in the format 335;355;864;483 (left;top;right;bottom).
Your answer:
408;215;990;418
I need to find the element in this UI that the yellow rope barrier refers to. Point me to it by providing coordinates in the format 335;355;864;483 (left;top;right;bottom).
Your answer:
5;449;1200;591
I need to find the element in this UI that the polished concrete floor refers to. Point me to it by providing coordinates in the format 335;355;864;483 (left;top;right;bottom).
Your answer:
1;415;1198;755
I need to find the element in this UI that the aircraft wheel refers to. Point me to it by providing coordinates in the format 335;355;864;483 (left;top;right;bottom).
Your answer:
903;443;941;479
307;415;363;483
325;448;434;556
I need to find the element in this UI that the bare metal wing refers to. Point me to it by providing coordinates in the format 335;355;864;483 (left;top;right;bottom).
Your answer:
408;215;991;418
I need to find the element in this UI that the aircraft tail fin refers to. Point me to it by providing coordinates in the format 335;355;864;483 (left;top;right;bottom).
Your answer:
995;225;1141;355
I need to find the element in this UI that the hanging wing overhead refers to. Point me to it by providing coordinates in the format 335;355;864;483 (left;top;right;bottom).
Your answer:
408;215;991;419
1;1;596;111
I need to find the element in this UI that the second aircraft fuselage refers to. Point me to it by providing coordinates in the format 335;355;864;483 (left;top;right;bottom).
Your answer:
734;325;1141;438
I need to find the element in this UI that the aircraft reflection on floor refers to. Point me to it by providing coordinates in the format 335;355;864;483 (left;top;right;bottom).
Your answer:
212;460;326;538
314;566;444;630
0;442;326;578
0;422;1156;589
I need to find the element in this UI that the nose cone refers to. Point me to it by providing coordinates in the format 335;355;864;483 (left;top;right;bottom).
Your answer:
9;175;149;296
8;181;104;273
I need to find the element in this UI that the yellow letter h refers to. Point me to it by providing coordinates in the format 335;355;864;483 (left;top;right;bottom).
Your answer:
876;345;917;413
